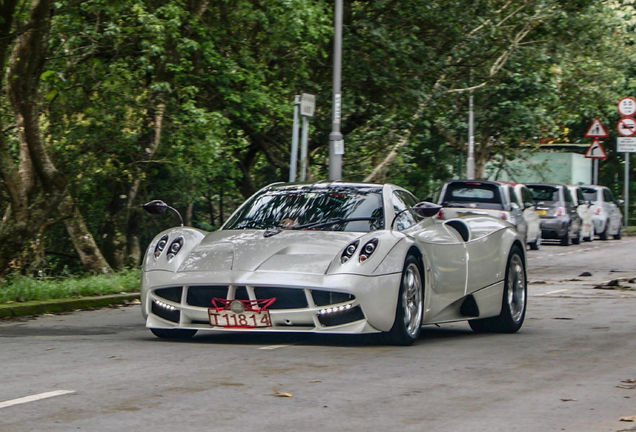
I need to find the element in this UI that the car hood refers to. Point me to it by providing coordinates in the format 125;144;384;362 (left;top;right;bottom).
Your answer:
176;230;362;274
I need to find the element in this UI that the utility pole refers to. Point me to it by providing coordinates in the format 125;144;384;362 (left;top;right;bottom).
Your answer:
328;0;343;181
466;89;475;179
289;95;300;182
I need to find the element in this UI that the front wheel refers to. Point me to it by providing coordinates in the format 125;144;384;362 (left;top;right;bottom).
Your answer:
150;328;197;340
385;255;424;346
599;220;609;240
469;246;527;333
613;226;622;240
560;225;571;246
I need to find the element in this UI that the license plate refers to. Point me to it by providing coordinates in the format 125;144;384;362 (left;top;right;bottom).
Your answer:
536;210;546;216
208;309;272;328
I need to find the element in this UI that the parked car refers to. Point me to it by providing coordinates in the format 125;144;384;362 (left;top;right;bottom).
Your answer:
507;182;542;250
526;183;582;246
568;185;594;242
141;182;527;346
436;180;528;244
580;185;623;240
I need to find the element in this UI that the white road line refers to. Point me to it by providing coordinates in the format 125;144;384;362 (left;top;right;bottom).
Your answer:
0;390;76;410
258;345;291;350
537;289;568;296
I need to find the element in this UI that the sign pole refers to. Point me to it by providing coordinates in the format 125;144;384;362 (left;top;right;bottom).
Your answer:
328;0;343;181
300;116;309;181
625;153;630;226
289;96;300;182
594;159;598;185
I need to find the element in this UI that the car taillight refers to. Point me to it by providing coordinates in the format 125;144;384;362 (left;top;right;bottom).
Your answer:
500;212;508;221
594;207;601;215
555;207;565;217
436;209;445;220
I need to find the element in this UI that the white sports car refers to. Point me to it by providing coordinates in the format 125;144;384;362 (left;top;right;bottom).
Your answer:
141;182;527;345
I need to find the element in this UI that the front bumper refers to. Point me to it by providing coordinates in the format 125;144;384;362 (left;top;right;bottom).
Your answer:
539;217;569;239
141;270;402;334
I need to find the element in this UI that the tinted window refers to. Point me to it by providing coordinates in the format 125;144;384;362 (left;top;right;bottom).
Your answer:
528;185;559;202
441;182;504;210
580;187;598;201
224;186;385;232
521;187;533;204
508;187;520;207
603;188;615;202
564;188;574;204
392;190;422;231
576;188;585;202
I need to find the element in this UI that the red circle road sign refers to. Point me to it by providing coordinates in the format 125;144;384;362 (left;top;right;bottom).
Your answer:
618;97;636;117
617;116;636;137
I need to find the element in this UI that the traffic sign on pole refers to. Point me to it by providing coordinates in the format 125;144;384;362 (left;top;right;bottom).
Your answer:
584;138;607;159
617;137;636;153
618;97;636;117
584;117;609;138
617;116;636;137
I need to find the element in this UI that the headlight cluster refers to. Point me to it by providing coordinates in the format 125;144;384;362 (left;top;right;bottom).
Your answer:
153;235;184;260
341;238;378;264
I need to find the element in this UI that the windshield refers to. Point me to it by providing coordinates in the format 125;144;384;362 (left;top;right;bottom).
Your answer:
528;185;559;202
580;187;598;202
223;186;385;232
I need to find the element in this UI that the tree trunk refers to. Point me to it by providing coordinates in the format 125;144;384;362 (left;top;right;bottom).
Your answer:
59;194;113;275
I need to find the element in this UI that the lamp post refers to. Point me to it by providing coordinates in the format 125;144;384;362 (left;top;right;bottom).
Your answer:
466;89;475;179
328;0;343;181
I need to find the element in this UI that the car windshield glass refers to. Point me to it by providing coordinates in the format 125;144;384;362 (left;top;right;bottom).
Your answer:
441;182;504;210
528;185;559;202
223;186;385;232
580;189;597;201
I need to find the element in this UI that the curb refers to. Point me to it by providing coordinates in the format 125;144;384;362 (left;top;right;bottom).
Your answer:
0;293;140;319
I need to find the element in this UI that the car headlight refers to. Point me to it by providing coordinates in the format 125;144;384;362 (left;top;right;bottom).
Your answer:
154;235;169;258
359;238;378;263
167;237;184;260
341;240;359;264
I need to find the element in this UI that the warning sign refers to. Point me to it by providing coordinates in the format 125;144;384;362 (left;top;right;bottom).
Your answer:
584;117;609;138
584;139;607;159
617;116;636;137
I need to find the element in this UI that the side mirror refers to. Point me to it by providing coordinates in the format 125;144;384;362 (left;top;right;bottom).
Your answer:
142;200;169;215
524;202;533;209
413;201;442;218
616;199;625;206
142;200;184;226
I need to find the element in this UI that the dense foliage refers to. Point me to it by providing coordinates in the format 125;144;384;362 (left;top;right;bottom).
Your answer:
0;0;635;277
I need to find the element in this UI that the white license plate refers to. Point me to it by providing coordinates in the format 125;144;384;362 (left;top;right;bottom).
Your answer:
208;309;272;328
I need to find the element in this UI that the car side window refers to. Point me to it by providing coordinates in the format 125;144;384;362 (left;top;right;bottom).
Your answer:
564;188;574;204
508;187;521;208
521;187;533;206
392;190;420;231
576;189;585;203
603;188;615;202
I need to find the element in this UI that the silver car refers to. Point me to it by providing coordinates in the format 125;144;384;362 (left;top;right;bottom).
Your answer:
526;183;582;246
580;185;623;240
568;185;594;242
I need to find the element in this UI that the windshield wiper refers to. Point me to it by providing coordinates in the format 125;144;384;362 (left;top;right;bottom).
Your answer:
292;217;377;230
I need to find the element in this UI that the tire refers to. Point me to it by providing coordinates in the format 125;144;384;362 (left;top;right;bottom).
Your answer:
572;226;582;245
560;225;571;246
150;328;197;340
528;234;541;251
599;220;609;240
613;226;622;240
385;255;424;346
469;246;527;334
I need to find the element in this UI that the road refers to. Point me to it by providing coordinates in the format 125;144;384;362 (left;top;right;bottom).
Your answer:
1;238;635;432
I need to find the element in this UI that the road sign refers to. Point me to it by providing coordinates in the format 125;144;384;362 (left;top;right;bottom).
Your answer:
618;97;636;117
584;139;607;159
617;116;636;137
617;137;636;152
300;93;315;117
584;117;609;138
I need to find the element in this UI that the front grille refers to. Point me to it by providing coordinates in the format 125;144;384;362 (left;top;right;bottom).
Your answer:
155;287;182;303
254;287;308;309
311;289;355;306
318;306;365;327
187;286;229;307
151;301;180;323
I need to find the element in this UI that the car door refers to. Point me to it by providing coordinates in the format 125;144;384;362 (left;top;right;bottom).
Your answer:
519;185;540;243
506;185;527;240
602;188;621;234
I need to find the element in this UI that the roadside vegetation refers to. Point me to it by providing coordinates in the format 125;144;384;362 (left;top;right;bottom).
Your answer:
0;269;140;304
0;0;635;285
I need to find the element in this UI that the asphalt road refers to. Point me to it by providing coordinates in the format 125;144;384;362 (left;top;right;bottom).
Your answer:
1;237;635;432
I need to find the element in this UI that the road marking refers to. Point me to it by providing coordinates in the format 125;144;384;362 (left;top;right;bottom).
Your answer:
258;345;291;350
537;289;568;296
0;390;76;410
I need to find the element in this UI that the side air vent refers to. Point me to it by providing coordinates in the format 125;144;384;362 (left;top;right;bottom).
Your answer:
311;290;355;307
155;287;183;303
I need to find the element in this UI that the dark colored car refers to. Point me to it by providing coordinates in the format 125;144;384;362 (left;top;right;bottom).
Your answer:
526;183;582;246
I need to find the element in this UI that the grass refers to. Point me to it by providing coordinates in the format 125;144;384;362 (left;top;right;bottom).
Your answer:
624;226;636;235
0;268;140;304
